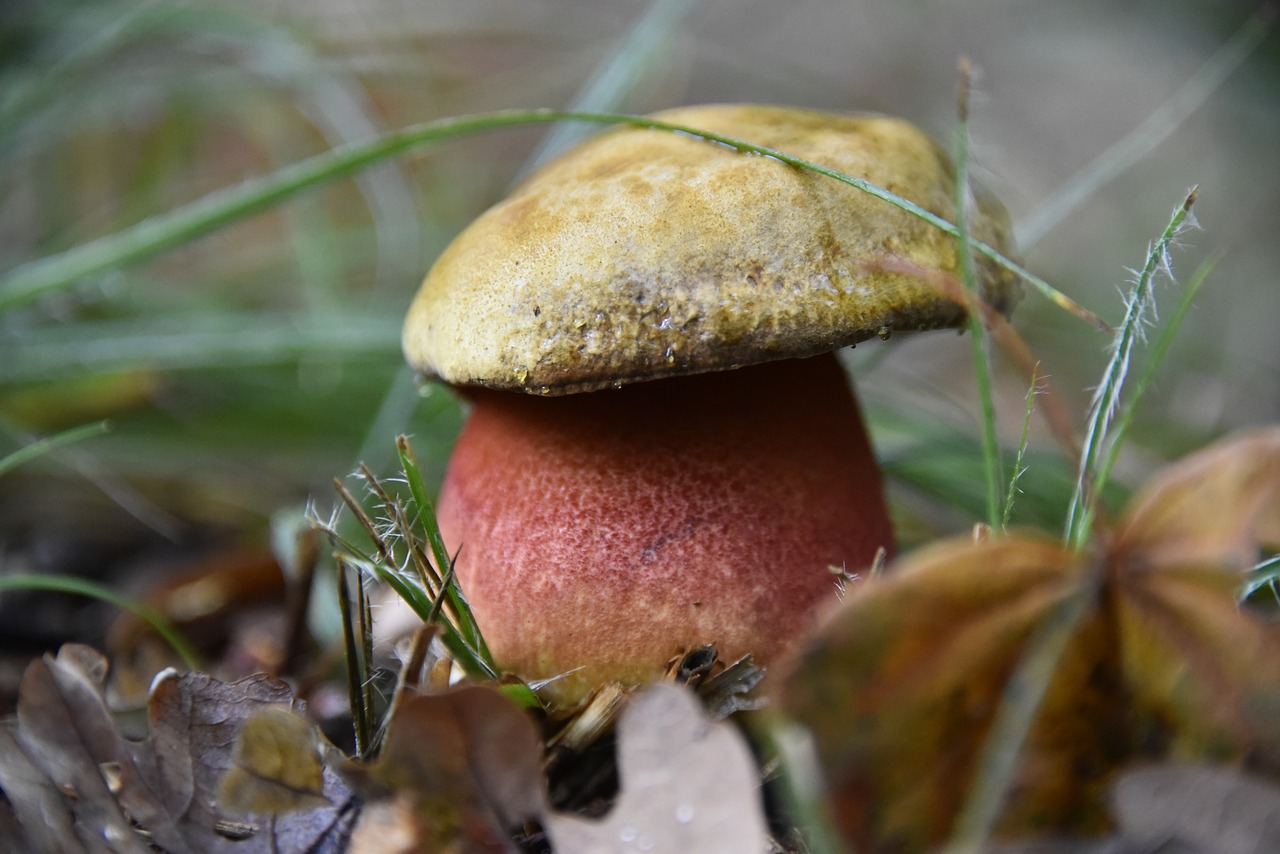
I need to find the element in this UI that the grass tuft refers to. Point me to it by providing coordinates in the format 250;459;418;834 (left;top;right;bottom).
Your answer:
310;436;545;712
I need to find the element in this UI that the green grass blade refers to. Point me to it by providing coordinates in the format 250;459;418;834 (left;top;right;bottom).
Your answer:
1002;367;1040;531
362;557;498;681
1089;254;1214;508
0;420;110;477
1018;7;1273;248
1063;189;1197;549
517;0;697;178
0;313;401;382
0;573;200;669
335;558;373;758
1242;553;1280;603
396;436;491;663
952;60;1003;529
319;452;499;681
0;110;1089;328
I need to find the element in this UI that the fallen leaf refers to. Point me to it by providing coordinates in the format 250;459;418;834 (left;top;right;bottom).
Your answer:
775;428;1280;852
0;726;85;853
776;537;1121;850
1110;563;1280;765
13;645;181;853
0;644;355;853
1113;428;1280;570
217;705;331;815
544;682;770;853
350;684;548;852
135;668;297;840
140;669;355;852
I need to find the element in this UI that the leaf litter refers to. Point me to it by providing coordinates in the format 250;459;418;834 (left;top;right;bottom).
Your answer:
0;645;355;853
775;427;1280;853
0;636;772;853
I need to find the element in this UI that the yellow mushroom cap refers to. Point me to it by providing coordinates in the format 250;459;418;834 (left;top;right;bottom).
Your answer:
402;104;1020;394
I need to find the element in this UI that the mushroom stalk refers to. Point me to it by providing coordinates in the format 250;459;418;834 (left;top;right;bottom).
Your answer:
437;353;892;703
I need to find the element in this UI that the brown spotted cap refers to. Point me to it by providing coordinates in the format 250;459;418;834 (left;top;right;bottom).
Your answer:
402;104;1020;394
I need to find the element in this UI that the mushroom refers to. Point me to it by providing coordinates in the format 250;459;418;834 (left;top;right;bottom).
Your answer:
402;104;1019;704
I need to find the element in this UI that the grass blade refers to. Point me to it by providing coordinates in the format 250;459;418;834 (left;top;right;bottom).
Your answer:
318;443;501;682
0;420;110;477
0;313;401;382
0;110;1091;328
351;0;700;475
1090;253;1214;506
1018;7;1274;247
0;573;200;669
1242;553;1280;603
335;557;373;758
952;59;1003;529
1063;189;1197;549
1002;366;1041;531
516;0;697;179
396;436;490;662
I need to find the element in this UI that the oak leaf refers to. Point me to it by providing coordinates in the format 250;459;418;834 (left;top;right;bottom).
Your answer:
545;682;769;853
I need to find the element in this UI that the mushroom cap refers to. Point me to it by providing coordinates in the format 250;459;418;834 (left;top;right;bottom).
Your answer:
403;104;1020;394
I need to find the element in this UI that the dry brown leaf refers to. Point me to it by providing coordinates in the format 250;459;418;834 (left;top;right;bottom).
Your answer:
775;428;1280;852
1113;427;1280;570
1108;428;1280;768
777;537;1120;851
0;725;89;853
136;668;296;837
140;670;355;852
544;682;769;853
350;684;548;852
217;705;331;815
0;644;354;853
13;645;180;853
1111;564;1280;766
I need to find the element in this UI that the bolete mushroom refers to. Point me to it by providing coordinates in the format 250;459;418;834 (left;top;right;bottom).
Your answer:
403;104;1019;704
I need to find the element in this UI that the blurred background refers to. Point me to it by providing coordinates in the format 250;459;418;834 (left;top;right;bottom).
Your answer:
0;0;1276;685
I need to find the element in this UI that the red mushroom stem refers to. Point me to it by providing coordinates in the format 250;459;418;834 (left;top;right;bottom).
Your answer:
436;352;894;702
